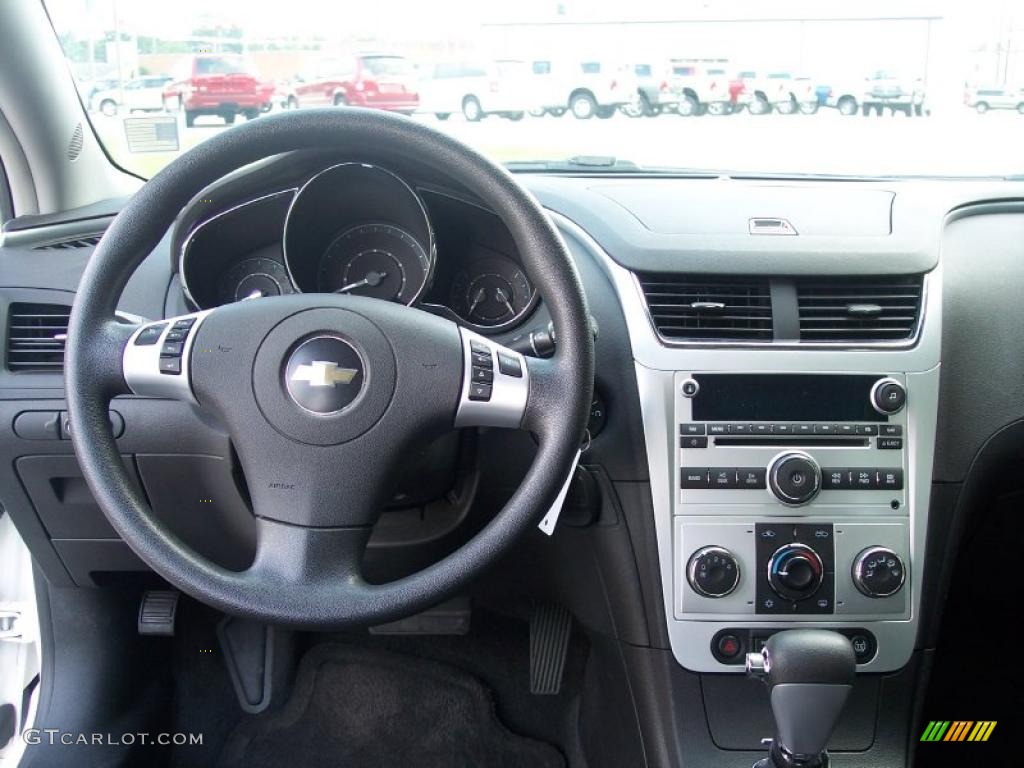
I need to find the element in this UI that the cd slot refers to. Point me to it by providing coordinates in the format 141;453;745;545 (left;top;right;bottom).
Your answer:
714;436;869;448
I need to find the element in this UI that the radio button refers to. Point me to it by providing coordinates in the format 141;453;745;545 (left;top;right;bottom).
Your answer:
681;378;700;397
881;424;903;436
878;469;904;489
871;378;907;415
680;423;706;435
878;437;904;450
739;468;767;488
853;469;875;488
681;469;710;488
794;424;813;435
769;453;822;505
813;423;836;434
838;424;856;435
751;424;770;435
727;423;750;434
856;424;879;435
710;468;738;488
708;423;727;435
680;435;709;449
822;469;851;489
771;423;793;435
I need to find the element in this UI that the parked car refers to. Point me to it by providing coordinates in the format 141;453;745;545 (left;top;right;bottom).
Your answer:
620;63;682;117
418;60;539;121
669;61;731;115
964;85;1024;113
828;72;926;117
162;54;274;126
732;71;805;114
90;76;172;116
283;53;418;114
529;60;637;119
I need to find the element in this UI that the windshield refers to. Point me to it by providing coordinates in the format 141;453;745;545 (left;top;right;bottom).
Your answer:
45;0;1024;179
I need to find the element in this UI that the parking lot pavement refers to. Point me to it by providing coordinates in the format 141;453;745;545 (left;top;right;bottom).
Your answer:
92;108;1024;180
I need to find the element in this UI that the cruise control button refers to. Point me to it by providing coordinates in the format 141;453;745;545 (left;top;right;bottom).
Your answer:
681;469;709;488
134;324;166;345
680;435;709;449
680;423;706;435
881;424;903;436
171;318;196;330
164;328;188;342
158;357;181;375
878;437;904;450
160;341;184;357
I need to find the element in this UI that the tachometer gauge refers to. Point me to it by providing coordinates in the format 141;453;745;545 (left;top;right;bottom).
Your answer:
318;223;431;304
450;258;534;327
218;257;295;304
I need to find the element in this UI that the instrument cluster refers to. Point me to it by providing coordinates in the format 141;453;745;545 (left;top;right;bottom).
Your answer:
179;162;538;333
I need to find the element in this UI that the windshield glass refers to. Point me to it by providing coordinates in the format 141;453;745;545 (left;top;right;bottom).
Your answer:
45;0;1024;179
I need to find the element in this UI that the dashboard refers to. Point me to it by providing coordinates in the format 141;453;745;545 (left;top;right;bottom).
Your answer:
177;158;538;334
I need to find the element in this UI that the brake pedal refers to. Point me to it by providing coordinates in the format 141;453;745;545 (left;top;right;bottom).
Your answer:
137;590;179;636
530;602;572;695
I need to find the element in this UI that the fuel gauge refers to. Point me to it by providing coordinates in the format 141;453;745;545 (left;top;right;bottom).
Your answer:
450;257;534;329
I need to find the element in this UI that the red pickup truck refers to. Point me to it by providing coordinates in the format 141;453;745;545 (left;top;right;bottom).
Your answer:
163;54;274;127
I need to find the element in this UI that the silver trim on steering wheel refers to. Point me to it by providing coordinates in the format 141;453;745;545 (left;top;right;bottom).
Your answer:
122;310;213;403
453;327;529;429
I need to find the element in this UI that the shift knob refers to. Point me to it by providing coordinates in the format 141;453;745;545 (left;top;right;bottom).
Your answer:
746;629;856;768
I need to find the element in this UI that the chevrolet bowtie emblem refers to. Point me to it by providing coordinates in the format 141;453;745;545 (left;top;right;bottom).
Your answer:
289;361;359;388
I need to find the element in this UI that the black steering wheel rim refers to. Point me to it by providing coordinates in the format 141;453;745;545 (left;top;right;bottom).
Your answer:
65;108;593;628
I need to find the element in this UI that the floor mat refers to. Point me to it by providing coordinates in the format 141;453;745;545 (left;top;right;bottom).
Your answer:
218;643;566;768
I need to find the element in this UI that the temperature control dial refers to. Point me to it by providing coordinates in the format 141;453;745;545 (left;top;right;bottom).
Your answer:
769;452;822;505
853;547;906;597
767;543;824;601
687;546;740;598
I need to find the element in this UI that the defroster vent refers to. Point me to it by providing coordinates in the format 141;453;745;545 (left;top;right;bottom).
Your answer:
637;273;772;341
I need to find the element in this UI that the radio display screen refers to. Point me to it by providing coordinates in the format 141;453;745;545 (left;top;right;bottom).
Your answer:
690;374;885;422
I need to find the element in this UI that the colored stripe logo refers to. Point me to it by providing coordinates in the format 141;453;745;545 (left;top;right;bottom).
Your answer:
920;721;996;742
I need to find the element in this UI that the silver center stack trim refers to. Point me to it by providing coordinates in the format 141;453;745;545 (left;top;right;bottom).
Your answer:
548;210;941;673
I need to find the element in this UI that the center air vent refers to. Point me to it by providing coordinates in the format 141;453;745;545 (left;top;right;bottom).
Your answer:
636;273;772;341
6;302;71;372
796;275;923;342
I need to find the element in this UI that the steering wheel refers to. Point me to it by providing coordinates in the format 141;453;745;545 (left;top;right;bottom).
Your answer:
65;109;594;628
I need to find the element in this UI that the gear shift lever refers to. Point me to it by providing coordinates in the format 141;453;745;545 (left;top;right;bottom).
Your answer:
746;629;856;768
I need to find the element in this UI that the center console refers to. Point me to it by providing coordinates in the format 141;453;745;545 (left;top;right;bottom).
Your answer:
553;212;941;675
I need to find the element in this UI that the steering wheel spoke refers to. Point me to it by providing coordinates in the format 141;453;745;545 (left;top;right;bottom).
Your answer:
122;309;214;402
453;327;530;429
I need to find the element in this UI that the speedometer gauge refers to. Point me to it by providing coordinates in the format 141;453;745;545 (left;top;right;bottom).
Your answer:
218;257;295;304
318;223;431;304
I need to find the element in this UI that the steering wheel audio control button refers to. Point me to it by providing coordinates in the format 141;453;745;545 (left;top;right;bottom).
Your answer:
124;310;212;401
455;329;529;428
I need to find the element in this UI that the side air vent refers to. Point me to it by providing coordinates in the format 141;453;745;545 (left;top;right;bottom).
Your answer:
796;275;923;342
636;273;773;341
32;234;102;251
6;302;71;372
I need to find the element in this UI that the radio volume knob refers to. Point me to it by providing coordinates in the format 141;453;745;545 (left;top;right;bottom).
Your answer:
871;378;906;415
687;546;740;598
768;452;821;505
853;547;906;597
